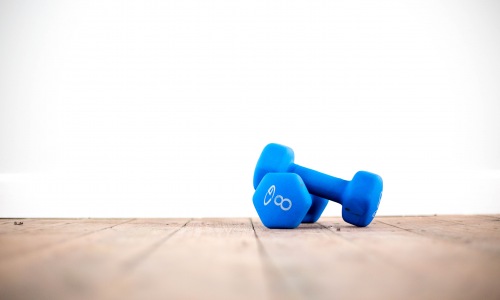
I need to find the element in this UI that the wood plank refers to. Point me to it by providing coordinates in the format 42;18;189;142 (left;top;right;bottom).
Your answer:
99;218;268;300
252;218;430;300
377;215;500;253
437;214;500;226
0;216;499;300
318;216;500;300
0;218;189;300
0;218;73;234
0;219;134;261
0;219;24;225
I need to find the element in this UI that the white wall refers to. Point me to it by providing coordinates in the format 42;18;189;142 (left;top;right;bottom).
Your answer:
1;0;499;218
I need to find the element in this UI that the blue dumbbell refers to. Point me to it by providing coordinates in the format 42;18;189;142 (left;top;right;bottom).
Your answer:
253;143;383;227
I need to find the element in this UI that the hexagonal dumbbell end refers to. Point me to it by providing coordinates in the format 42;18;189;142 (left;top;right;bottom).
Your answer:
253;173;312;229
342;171;383;227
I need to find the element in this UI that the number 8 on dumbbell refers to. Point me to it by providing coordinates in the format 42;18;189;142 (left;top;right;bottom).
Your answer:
264;185;292;211
253;173;312;229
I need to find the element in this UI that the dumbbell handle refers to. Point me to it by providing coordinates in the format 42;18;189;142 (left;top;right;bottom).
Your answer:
290;164;348;204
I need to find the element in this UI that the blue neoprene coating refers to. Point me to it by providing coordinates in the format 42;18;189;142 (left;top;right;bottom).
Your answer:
253;143;383;227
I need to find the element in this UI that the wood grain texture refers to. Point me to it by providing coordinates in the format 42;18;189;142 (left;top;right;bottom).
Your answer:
318;216;500;300
0;216;499;300
101;218;268;300
0;219;134;261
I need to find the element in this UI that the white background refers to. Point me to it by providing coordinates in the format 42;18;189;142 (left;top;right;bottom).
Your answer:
1;0;499;218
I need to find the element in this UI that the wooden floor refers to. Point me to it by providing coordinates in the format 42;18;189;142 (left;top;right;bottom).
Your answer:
0;215;499;300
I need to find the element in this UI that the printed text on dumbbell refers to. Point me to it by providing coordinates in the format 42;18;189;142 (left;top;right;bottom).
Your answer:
264;185;292;211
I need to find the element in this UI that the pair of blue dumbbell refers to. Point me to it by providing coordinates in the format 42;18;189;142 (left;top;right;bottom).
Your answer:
252;143;383;229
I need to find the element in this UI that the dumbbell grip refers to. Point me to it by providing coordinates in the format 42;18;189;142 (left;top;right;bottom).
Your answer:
290;164;348;204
